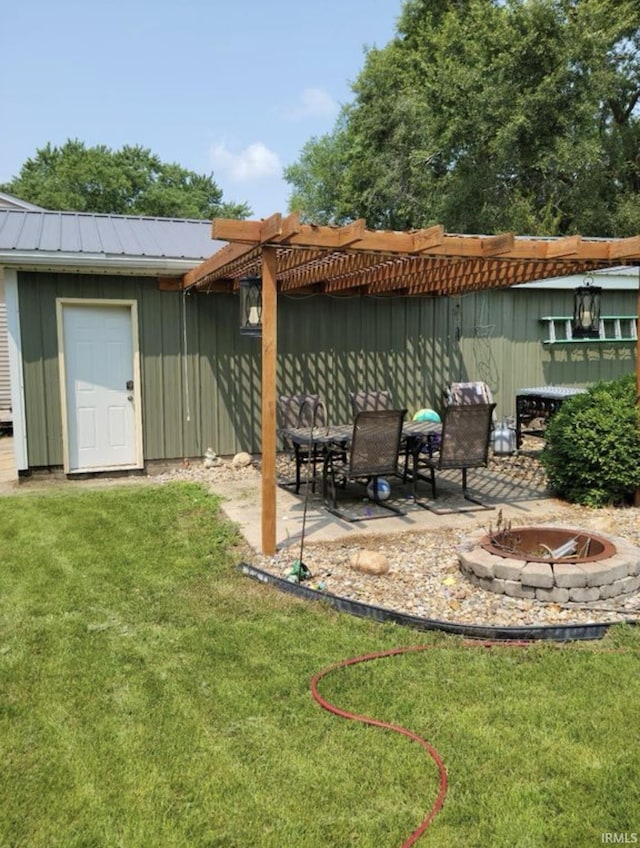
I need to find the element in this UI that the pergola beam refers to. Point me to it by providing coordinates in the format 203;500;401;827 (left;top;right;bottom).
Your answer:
186;217;640;296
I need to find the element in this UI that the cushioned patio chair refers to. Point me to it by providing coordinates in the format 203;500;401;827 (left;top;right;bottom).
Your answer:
278;393;328;493
322;408;407;521
444;380;494;407
418;402;496;513
444;380;497;428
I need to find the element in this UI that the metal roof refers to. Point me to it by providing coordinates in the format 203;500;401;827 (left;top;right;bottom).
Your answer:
0;209;223;273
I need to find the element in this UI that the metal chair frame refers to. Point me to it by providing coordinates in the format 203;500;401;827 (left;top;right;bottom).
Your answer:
278;394;328;493
418;403;496;513
322;408;407;522
349;388;418;478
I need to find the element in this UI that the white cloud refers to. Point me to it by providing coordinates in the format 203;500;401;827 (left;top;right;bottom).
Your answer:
284;87;338;121
209;141;282;183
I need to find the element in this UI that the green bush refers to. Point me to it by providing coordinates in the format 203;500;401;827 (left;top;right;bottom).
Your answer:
540;373;640;507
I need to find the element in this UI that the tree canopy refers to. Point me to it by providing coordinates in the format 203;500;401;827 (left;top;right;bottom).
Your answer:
285;0;640;237
1;140;251;220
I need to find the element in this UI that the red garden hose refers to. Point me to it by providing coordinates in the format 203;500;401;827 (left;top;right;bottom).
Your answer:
310;640;534;846
310;645;448;847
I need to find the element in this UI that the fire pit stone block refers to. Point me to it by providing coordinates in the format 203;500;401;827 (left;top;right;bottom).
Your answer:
579;561;620;587
493;558;524;581
552;565;588;589
521;562;554;588
598;556;636;582
569;586;602;603
600;575;640;599
535;586;570;604
503;580;536;600
458;547;496;579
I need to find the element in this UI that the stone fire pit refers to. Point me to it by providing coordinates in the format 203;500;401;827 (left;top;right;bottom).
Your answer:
458;525;640;603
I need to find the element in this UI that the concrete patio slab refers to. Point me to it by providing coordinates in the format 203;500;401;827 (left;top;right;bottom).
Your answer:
206;460;557;554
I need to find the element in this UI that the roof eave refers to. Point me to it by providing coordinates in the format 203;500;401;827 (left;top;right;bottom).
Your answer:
0;251;205;277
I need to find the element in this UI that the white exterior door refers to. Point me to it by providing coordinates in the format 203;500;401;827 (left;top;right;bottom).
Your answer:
59;301;142;472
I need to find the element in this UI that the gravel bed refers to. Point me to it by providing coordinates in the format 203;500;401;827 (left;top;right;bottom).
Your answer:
155;445;640;631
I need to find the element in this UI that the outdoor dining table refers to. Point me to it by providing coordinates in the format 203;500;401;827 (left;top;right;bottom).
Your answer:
280;418;442;492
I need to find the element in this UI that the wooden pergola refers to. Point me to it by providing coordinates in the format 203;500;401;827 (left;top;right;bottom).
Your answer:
182;212;640;554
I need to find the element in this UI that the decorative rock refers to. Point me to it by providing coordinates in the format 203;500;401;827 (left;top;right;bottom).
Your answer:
232;452;253;468
349;550;390;575
203;447;218;468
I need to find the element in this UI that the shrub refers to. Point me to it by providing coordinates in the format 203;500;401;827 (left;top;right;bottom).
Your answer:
540;373;640;507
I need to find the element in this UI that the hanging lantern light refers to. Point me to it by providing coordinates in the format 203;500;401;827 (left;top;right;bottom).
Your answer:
572;276;602;339
239;275;262;337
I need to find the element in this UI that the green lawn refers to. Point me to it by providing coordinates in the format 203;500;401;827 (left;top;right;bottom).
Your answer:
0;483;638;848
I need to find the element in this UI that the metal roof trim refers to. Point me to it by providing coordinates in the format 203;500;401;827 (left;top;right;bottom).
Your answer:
0;250;205;276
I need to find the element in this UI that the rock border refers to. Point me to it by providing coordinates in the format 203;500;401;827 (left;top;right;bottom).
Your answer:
458;524;640;604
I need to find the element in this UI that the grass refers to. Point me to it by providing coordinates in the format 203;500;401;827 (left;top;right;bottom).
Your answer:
0;482;639;848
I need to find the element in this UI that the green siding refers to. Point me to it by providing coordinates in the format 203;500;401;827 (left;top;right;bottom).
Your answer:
455;288;637;419
17;272;637;469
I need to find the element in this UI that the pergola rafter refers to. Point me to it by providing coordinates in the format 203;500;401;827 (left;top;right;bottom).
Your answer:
181;213;640;554
183;212;639;298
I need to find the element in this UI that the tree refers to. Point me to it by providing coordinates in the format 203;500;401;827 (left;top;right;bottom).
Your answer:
0;140;251;219
285;0;640;236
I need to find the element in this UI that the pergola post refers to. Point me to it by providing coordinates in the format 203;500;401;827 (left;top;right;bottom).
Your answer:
261;246;278;554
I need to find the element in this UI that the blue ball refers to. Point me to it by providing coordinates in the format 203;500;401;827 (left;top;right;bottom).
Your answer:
413;408;441;423
367;478;391;501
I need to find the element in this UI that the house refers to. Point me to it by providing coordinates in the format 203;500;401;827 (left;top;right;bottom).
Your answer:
0;207;226;471
0;205;637;478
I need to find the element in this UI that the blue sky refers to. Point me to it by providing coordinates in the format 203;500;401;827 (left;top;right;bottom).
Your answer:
3;0;403;219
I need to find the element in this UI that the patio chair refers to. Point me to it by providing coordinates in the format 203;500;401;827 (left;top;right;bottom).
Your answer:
444;379;498;443
322;408;407;521
417;402;496;513
278;393;328;493
444;380;494;407
349;389;416;476
349;389;393;417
